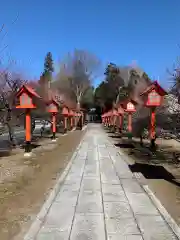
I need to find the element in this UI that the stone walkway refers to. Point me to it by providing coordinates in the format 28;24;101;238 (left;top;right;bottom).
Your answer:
25;124;178;240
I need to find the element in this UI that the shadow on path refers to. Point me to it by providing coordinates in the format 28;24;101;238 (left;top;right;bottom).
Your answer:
129;163;180;188
109;135;122;139
115;143;134;148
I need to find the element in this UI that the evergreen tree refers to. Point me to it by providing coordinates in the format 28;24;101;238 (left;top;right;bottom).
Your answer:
43;52;54;81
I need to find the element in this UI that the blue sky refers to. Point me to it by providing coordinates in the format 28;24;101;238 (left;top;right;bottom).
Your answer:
0;0;180;88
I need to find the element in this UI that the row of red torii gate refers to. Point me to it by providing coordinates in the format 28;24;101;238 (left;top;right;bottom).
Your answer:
101;81;167;144
15;84;85;156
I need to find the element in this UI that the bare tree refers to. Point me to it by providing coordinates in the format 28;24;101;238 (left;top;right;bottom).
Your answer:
55;49;101;109
0;71;26;145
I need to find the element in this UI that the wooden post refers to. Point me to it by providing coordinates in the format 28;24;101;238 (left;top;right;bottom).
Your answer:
71;116;73;129
128;113;132;133
150;107;156;149
52;113;56;140
81;113;84;127
74;116;76;128
25;109;31;153
113;115;116;126
119;114;123;133
64;116;67;133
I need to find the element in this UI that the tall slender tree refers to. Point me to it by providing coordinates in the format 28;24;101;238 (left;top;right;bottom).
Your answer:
43;52;54;84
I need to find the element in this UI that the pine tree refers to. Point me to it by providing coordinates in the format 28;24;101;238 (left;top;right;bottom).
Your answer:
43;52;54;82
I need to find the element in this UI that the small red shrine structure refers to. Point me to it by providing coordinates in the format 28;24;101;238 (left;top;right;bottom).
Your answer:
16;85;41;155
121;99;137;134
140;81;167;145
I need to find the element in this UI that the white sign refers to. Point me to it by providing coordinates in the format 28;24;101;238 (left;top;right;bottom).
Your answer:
127;102;135;111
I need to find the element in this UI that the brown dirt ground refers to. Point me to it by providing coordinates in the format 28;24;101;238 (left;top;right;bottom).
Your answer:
107;130;180;226
0;129;86;240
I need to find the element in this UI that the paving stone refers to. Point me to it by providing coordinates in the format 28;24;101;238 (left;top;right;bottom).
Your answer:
70;213;106;240
42;202;75;232
84;165;100;177
98;144;106;148
104;201;134;219
99;162;115;172
101;173;120;184
76;152;87;158
115;168;134;179
81;177;101;191
102;184;127;202
36;228;69;240
63;179;81;186
78;189;102;200
107;235;143;240
65;175;82;181
126;192;159;215
87;150;99;160
66;172;84;178
99;156;112;162
98;148;110;158
136;215;177;240
70;165;84;172
71;159;85;166
105;217;140;235
76;199;103;213
55;185;79;201
121;179;144;193
77;190;103;213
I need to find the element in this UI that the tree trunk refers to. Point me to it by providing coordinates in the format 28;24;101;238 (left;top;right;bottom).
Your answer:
6;109;16;147
77;101;80;110
140;135;143;146
6;122;16;146
150;138;156;151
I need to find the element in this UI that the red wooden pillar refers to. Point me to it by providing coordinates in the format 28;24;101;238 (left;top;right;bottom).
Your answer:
25;109;31;151
150;107;156;140
71;116;73;129
128;113;132;133
52;113;56;139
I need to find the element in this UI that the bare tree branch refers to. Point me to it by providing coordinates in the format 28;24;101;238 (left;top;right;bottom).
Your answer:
55;49;101;109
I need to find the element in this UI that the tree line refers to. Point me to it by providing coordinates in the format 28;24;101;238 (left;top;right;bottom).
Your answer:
1;34;180;146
